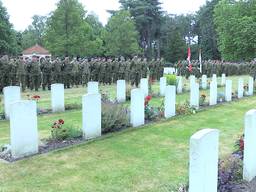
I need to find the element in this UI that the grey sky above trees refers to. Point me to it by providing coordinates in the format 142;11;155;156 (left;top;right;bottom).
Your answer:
2;0;206;31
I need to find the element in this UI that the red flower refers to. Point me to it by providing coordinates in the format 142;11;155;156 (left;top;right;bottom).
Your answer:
145;95;152;102
58;119;64;125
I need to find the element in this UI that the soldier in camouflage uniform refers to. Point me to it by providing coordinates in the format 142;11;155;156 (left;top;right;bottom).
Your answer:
9;59;18;85
82;59;90;86
71;58;80;87
16;58;26;91
30;56;41;91
63;57;72;88
141;58;148;78
41;58;52;90
118;57;126;80
52;58;63;83
125;58;131;82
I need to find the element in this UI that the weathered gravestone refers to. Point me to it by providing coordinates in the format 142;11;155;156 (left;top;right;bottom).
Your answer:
140;78;148;96
3;86;21;120
131;89;144;127
238;78;244;98
210;81;217;106
190;75;196;90
160;77;167;96
51;84;65;112
190;83;199;109
117;80;126;102
82;93;101;139
189;129;219;192
164;85;176;118
248;77;254;96
243;110;256;182
10;100;38;158
201;75;207;90
87;81;99;94
177;76;183;94
225;80;232;102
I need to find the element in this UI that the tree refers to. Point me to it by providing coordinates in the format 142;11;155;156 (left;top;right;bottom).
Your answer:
104;10;141;57
44;0;103;57
214;0;256;61
196;0;221;60
0;1;19;55
119;0;163;58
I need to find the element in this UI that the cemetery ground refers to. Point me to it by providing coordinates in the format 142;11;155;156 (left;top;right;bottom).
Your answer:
0;75;252;191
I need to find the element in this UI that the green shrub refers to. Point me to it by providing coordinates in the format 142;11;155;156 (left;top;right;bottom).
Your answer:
165;74;177;86
50;119;82;141
102;102;130;134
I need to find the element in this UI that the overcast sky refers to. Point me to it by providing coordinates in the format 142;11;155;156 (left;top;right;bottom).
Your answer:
2;0;207;31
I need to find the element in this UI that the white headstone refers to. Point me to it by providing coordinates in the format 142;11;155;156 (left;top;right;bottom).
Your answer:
82;93;101;139
212;74;217;84
243;110;256;182
210;81;217;106
87;81;99;94
190;75;196;90
140;78;149;96
201;75;207;90
225;80;232;102
51;84;65;112
10;100;38;158
177;76;183;94
3;86;21;120
190;83;199;109
189;129;219;192
238;78;244;99
117;80;126;102
131;89;144;127
165;85;176;118
221;74;226;86
248;77;254;96
160;77;167;96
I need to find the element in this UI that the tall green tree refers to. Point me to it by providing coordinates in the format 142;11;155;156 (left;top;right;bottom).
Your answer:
0;1;19;55
214;0;256;61
119;0;163;58
44;0;103;57
22;15;47;49
196;0;220;60
104;10;141;57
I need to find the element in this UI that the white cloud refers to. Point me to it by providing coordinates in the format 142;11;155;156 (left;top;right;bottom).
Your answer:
2;0;206;31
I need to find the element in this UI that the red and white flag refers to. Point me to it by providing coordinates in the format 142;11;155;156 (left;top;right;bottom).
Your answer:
187;47;192;72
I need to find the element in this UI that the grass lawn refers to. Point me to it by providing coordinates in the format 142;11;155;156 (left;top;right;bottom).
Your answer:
0;88;254;191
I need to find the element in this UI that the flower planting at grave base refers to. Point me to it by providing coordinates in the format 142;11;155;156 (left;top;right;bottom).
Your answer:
144;95;163;121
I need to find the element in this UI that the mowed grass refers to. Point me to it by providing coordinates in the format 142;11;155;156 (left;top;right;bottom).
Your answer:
0;76;254;191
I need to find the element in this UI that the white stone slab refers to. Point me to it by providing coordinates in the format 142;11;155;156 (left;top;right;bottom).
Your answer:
190;83;199;109
130;89;144;127
210;81;217;106
243;110;256;182
160;77;167;96
238;78;244;98
140;78;149;96
82;93;101;139
212;74;217;84
87;81;99;94
165;86;176;118
51;84;65;112
10;100;38;158
225;80;232;102
189;129;219;192
3;86;21;120
117;80;126;102
190;75;196;90
248;77;254;96
177;76;183;94
221;74;226;86
201;75;207;90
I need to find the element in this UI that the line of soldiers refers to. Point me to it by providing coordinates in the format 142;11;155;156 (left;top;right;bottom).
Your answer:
0;56;165;92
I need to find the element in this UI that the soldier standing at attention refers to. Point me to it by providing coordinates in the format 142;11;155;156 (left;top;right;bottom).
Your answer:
16;57;26;91
41;58;52;90
30;56;41;91
82;59;90;86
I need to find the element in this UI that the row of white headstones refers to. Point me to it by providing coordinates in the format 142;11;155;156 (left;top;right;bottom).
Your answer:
189;109;256;192
2;74;254;159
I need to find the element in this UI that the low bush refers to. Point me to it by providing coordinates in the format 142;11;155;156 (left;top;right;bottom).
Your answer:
102;101;130;134
176;102;195;115
165;74;177;86
50;119;82;141
144;96;164;121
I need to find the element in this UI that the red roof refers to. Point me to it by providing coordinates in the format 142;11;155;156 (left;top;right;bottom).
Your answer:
22;44;50;55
